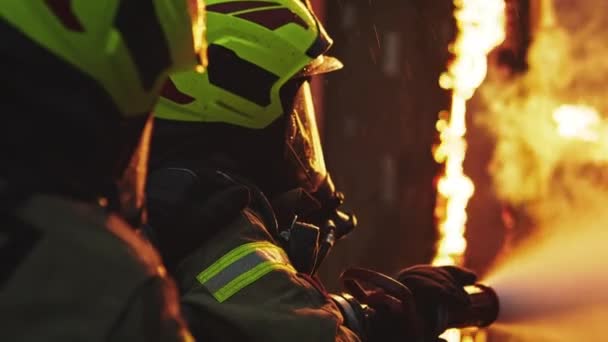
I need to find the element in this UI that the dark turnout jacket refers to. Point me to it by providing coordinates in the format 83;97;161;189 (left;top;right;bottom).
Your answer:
0;193;193;342
147;166;361;342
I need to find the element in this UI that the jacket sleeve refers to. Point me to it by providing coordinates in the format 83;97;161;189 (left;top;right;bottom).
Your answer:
173;208;362;342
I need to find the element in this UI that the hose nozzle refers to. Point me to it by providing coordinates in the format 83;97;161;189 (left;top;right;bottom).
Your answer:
440;284;500;330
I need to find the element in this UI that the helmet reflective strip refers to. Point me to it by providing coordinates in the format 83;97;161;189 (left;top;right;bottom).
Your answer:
196;241;295;303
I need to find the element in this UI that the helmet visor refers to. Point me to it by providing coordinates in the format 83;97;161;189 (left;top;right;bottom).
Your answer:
285;81;327;193
295;55;344;78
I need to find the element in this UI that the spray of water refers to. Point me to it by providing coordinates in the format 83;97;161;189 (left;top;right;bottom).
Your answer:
475;0;608;340
484;202;608;341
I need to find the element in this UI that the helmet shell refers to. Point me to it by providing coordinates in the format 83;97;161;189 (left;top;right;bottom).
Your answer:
155;0;336;129
1;0;206;117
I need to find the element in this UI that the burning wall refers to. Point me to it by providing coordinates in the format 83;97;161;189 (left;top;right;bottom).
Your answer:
474;0;608;340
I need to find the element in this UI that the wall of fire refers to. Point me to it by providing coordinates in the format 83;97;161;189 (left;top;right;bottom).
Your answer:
312;0;533;291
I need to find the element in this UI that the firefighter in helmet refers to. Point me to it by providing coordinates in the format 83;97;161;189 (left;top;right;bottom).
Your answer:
0;1;205;340
146;0;477;340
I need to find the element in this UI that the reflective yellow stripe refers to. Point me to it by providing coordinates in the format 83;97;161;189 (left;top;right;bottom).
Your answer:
196;241;274;283
214;261;296;303
196;241;295;302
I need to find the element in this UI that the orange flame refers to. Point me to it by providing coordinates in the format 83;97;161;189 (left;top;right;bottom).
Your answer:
432;0;506;340
553;104;601;142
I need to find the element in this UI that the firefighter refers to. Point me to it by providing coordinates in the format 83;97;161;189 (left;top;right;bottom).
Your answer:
0;1;206;340
146;0;477;340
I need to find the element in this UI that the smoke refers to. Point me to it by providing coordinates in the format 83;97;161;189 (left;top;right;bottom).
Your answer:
475;1;608;340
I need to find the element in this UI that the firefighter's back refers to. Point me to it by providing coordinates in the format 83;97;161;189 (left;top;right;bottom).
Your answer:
0;193;190;342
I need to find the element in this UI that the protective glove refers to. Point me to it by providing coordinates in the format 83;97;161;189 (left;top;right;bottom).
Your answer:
337;268;423;342
396;265;478;340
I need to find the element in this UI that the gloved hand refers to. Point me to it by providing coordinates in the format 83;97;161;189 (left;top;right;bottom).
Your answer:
396;265;478;340
337;268;422;342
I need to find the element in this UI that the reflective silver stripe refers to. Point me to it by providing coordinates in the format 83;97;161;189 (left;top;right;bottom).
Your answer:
197;242;295;302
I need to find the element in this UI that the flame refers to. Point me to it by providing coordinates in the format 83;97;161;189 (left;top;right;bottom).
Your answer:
553;104;601;142
432;0;506;266
189;0;208;72
432;0;506;340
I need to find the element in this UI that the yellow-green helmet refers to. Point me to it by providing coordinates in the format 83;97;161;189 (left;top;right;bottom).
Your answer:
0;0;207;116
0;0;208;216
155;0;342;129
